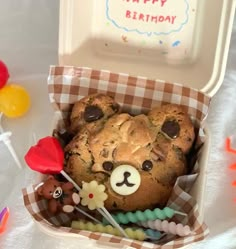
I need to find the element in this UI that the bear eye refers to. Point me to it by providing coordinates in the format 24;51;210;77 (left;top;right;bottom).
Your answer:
49;191;53;194
161;120;180;139
102;161;114;171
84;105;104;122
142;160;153;171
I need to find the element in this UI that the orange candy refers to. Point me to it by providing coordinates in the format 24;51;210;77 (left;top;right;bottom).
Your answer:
0;84;31;118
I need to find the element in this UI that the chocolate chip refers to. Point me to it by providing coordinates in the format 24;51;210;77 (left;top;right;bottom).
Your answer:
112;201;118;208
102;161;114;171
142;160;153;171
161;120;180;139
111;103;120;113
54;129;73;145
84;105;104;122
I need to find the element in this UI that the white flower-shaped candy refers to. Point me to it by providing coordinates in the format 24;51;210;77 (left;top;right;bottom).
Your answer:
79;180;108;210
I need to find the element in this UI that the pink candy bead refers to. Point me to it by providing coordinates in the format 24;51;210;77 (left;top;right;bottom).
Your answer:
139;219;192;237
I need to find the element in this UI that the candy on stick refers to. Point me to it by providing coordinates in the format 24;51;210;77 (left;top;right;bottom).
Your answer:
71;220;163;241
35;176;101;224
138;220;192;237
0;207;10;234
24;136;64;175
0;84;30;118
0;61;31;168
103;207;186;225
0;60;9;88
79;181;108;210
145;228;165;241
24;136;128;238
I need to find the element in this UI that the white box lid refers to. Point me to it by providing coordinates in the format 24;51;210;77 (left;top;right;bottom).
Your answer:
58;0;236;97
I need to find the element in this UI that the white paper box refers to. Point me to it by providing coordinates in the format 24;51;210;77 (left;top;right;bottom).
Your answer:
28;0;236;248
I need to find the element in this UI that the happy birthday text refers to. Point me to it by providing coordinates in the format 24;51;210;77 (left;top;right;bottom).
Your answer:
123;0;167;7
126;11;176;24
122;0;176;25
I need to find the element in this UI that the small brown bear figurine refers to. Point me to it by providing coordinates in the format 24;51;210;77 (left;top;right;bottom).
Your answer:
37;175;80;214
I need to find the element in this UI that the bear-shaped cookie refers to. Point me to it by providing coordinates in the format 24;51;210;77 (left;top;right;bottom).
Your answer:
37;175;80;214
64;94;195;212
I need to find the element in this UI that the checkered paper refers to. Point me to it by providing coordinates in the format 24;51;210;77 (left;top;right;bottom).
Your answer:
23;66;210;249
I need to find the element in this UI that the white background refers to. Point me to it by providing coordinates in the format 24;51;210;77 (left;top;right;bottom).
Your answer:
0;1;236;248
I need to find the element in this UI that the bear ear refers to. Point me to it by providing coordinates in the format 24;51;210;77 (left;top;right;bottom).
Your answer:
46;175;55;180
37;185;44;196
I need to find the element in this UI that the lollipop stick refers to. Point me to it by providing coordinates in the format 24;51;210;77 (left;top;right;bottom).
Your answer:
0;113;22;169
74;206;101;224
99;207;128;238
60;170;128;238
4;136;22;169
60;170;81;192
174;210;187;217
0;131;22;169
0;113;4;133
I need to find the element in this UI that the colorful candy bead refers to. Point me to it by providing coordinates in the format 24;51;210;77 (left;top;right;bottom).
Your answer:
103;207;184;225
71;220;162;241
71;220;146;240
139;219;191;237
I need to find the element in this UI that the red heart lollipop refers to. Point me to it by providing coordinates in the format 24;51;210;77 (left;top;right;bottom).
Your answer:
24;136;64;174
0;61;9;89
25;137;127;234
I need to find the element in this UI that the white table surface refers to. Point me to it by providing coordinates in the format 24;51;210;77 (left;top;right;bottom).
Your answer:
0;1;236;248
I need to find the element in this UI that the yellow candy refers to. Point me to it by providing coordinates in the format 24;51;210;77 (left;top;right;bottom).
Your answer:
71;220;147;241
0;84;31;118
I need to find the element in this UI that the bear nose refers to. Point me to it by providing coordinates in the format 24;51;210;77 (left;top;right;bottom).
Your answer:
110;165;141;196
53;186;63;199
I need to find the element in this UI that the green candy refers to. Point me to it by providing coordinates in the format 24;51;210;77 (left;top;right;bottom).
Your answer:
102;207;177;225
143;209;154;220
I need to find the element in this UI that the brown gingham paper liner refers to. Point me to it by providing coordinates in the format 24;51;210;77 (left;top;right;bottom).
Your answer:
23;66;210;249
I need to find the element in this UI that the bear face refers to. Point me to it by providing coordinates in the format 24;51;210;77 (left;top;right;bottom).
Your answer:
37;176;80;214
37;176;62;200
64;96;194;211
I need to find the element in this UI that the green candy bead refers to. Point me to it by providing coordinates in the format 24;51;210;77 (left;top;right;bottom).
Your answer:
153;208;165;220
127;212;137;223
116;213;129;224
136;210;146;221
102;207;176;225
163;207;174;218
144;209;155;220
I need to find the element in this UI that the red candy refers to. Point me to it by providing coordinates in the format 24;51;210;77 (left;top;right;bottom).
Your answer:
24;136;64;174
0;61;9;89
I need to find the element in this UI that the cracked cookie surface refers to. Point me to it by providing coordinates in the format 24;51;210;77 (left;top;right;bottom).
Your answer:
64;106;189;211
